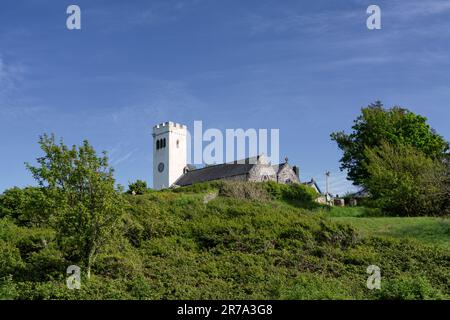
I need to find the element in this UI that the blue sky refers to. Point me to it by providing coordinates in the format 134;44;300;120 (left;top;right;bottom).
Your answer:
1;0;449;194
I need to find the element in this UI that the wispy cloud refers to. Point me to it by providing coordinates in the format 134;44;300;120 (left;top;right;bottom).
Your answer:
0;56;21;97
108;79;207;132
110;148;139;167
87;0;204;33
388;0;450;17
243;8;360;37
0;56;42;118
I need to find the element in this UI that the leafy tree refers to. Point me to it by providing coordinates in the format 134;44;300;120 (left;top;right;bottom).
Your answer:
127;180;148;195
331;101;449;186
26;134;126;278
363;142;448;216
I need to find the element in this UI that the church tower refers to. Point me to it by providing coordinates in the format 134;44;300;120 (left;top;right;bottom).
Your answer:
152;122;187;190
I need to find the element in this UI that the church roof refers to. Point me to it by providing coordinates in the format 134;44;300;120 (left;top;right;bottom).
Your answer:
303;178;323;194
272;162;288;173
174;162;255;186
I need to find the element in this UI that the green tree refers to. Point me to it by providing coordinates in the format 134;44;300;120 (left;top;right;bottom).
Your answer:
363;142;448;216
26;134;126;278
331;101;448;186
127;180;148;195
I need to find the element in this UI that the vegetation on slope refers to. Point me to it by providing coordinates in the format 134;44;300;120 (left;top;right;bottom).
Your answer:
1;182;449;300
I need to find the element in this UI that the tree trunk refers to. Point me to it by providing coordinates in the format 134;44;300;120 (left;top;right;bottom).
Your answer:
87;259;91;279
87;248;95;279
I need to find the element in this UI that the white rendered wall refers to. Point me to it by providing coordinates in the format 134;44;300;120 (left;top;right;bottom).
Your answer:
152;122;187;190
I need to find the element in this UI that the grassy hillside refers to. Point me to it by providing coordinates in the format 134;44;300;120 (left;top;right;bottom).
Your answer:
323;207;450;248
1;182;449;300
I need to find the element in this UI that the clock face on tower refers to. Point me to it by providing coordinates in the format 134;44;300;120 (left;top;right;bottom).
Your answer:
158;162;165;173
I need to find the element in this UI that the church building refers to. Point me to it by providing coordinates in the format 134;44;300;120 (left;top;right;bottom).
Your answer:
152;121;301;190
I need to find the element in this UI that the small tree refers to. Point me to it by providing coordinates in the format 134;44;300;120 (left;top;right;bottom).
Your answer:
26;134;125;278
127;180;148;195
363;142;448;216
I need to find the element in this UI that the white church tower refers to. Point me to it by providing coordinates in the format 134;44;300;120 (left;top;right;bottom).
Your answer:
152;122;187;190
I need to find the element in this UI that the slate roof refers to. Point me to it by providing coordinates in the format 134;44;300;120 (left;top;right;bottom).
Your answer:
174;162;255;186
303;179;323;194
272;163;288;173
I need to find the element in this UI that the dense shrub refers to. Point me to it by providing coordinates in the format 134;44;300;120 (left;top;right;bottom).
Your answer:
0;241;25;277
364;142;449;216
280;273;354;299
127;180;149;195
173;181;224;193
0;276;18;300
264;181;319;207
377;275;446;300
25;248;66;282
0;187;54;227
219;182;271;201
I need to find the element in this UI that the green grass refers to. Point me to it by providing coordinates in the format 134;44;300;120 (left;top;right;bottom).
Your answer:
322;207;450;248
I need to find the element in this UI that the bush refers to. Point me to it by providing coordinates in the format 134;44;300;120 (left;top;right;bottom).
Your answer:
127;180;149;195
0;276;18;300
280;273;354;299
219;182;271;201
377;275;446;300
25;247;66;282
264;181;319;207
364;142;449;216
0;187;54;227
173;181;224;194
0;241;25;277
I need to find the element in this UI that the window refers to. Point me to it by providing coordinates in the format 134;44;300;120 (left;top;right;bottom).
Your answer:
156;140;160;150
176;140;179;148
163;138;166;148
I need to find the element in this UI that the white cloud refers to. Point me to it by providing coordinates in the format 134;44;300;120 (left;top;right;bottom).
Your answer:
111;148;139;167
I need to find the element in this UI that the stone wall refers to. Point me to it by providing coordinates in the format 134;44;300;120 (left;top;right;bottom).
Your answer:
248;165;277;182
277;165;300;184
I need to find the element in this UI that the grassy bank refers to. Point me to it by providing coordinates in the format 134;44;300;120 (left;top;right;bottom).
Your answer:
1;183;449;300
322;207;450;248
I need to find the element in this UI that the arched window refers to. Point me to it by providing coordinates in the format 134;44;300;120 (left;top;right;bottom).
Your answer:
176;140;179;148
156;140;160;150
163;138;166;148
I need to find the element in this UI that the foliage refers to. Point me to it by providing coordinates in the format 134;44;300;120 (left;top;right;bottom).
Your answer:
0;240;25;277
0;276;18;300
218;181;272;201
0;187;54;227
263;181;319;208
174;180;319;207
377;275;446;300
363;142;448;216
25;134;126;278
331;101;448;186
0;189;448;300
127;180;149;195
280;273;354;299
